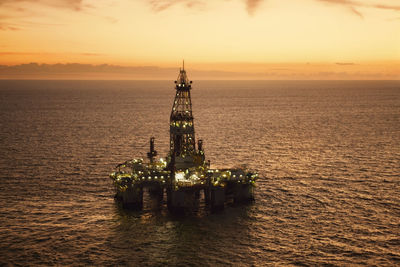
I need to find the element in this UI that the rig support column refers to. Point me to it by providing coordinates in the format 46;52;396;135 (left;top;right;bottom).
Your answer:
233;183;255;203
122;184;143;210
167;188;199;213
210;186;225;211
148;184;164;202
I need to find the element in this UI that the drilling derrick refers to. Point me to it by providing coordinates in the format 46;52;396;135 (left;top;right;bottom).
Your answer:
169;62;200;170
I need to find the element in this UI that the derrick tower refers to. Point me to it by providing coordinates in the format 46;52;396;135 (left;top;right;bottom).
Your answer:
169;62;202;169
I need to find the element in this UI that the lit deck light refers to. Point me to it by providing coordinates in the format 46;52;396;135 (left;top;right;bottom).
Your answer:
175;172;185;181
190;173;199;180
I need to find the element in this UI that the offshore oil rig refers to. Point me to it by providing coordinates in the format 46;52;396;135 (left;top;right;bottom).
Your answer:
110;63;257;213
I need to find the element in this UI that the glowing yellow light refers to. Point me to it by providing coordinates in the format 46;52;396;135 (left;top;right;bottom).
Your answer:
175;172;185;181
190;173;199;180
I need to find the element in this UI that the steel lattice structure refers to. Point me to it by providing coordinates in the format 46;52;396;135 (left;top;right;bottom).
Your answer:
169;62;196;158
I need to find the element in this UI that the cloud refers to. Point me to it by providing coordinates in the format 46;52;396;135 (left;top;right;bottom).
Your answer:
0;63;183;79
145;0;400;17
0;52;40;55
0;0;87;11
0;25;20;31
349;6;363;18
0;0;116;31
270;68;291;71
146;0;264;15
373;4;400;12
245;0;263;15
146;0;204;12
1;0;398;32
315;0;364;17
316;0;358;4
0;51;104;57
335;62;356;65
0;62;398;80
315;0;400;18
80;53;104;56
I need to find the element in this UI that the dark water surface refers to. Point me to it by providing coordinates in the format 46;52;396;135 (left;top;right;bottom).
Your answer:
0;80;399;266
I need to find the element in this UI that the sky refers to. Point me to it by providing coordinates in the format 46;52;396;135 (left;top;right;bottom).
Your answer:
0;0;399;79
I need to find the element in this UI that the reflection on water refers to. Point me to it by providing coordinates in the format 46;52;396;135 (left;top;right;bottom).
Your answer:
110;203;254;266
0;80;399;265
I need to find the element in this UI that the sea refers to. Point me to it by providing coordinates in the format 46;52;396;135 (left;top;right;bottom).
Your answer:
0;80;399;266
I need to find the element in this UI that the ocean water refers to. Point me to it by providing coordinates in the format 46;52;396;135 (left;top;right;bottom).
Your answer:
0;80;399;266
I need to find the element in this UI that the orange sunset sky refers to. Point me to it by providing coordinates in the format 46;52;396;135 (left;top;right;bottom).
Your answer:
0;0;399;79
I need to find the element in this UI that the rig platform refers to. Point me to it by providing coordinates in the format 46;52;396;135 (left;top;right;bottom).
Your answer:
110;63;257;213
